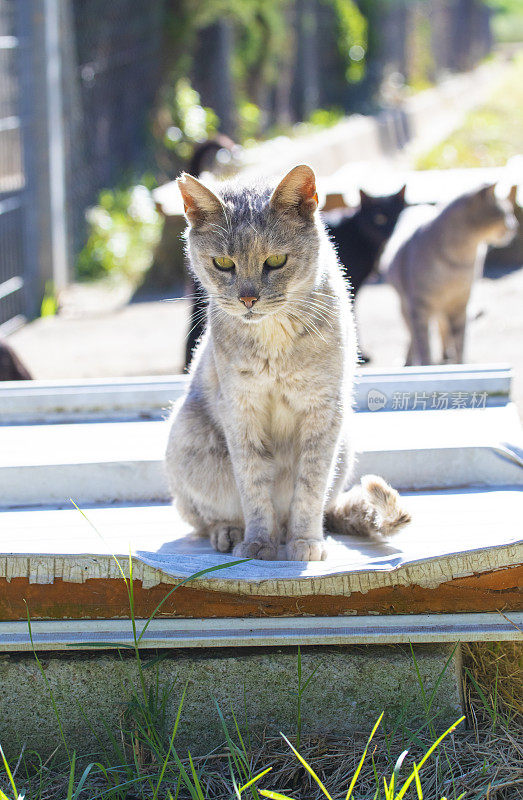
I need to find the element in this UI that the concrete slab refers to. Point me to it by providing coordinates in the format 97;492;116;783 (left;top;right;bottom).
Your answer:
0;644;464;760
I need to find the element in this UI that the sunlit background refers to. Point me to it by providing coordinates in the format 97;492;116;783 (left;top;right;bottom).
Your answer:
1;0;522;406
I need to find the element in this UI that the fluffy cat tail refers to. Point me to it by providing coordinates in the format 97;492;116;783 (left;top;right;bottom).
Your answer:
325;474;411;541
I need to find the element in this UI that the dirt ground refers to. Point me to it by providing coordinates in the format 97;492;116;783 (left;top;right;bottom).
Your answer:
9;263;523;419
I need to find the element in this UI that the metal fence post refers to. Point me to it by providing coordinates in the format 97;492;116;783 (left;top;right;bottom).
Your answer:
16;0;39;320
43;0;68;291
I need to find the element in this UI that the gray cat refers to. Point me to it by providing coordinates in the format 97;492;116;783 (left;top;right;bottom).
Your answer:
380;185;518;365
165;165;410;561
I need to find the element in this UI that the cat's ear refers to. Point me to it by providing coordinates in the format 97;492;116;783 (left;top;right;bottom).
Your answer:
478;183;496;201
359;189;371;205
177;173;224;226
270;165;318;219
396;184;407;202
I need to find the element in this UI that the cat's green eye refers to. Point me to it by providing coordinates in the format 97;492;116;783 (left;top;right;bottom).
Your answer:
213;256;235;271
264;254;287;269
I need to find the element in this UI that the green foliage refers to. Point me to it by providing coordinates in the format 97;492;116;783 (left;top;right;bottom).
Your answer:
405;9;435;91
237;100;263;142
76;183;162;283
492;8;523;42
417;53;523;169
158;0;368;146
308;106;344;128
162;78;220;161
40;281;58;318
328;0;368;82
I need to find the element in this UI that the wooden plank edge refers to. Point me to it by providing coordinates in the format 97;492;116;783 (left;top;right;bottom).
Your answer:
1;563;521;620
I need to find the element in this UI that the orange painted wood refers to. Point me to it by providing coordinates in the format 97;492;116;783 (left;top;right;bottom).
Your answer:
1;564;521;621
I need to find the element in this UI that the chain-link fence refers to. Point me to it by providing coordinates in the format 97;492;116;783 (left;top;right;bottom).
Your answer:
0;0;30;330
0;0;164;331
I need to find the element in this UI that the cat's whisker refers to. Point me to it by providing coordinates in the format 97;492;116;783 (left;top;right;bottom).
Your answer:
162;295;206;303
297;297;338;316
287;298;337;328
286;304;328;343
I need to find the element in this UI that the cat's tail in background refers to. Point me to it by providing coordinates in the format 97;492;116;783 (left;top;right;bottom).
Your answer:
325;474;411;540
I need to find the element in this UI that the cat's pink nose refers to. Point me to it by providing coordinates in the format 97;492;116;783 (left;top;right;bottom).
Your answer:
239;296;258;309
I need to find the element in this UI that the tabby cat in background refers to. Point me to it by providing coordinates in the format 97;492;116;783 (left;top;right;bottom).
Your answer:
166;165;410;562
380;184;518;365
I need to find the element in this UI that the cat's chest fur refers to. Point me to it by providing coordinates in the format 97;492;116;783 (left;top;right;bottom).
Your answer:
230;317;342;445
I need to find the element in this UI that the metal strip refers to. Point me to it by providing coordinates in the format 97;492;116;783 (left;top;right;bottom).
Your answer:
0;275;24;300
0;116;21;133
1;613;521;651
0;366;512;424
0;36;18;49
0;196;22;215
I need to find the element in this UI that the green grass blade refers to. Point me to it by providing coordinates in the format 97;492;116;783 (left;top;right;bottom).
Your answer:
382;775;393;800
345;712;383;800
394;717;465;800
168;742;200;800
229;755;242;800
260;791;296;800
66;641;135;649
239;767;273;794
0;745;18;800
66;751;76;800
230;704;249;761
151;683;188;800
428;644;459;713
412;762;422;799
71;762;95;800
301;664;320;693
70;500;128;587
215;700;249;777
188;751;205;800
409;643;430;725
172;682;188;739
137;558;250;643
280;732;333;800
463;668;496;725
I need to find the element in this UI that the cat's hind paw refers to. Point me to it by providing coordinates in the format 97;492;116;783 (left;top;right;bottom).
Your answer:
209;524;244;553
233;539;278;560
286;538;328;561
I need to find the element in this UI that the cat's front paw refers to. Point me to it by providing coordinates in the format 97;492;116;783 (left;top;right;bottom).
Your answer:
286;538;328;561
209;524;244;553
233;539;278;560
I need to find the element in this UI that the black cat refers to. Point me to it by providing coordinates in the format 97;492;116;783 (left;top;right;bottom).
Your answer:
184;185;407;369
0;339;32;380
325;185;407;296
